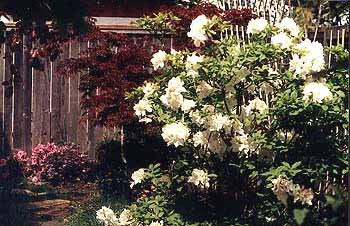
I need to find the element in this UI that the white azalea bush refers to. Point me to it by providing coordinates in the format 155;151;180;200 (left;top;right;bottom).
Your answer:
99;15;348;226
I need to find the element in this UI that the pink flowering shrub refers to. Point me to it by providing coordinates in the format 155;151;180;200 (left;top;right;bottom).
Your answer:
30;143;95;185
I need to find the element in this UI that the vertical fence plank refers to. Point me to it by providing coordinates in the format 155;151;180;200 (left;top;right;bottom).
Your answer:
22;34;32;154
12;40;23;149
3;38;12;153
50;60;63;143
60;42;70;142
0;40;4;155
68;40;80;144
41;58;51;143
77;41;89;153
31;66;43;147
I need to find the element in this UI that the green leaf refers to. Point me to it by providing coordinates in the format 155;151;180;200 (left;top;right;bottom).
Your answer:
292;161;302;169
293;208;309;225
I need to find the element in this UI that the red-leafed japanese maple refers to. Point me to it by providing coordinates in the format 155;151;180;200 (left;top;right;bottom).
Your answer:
58;29;156;127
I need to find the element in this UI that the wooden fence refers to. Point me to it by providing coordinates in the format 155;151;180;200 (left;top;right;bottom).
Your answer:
0;19;348;158
0;37;119;158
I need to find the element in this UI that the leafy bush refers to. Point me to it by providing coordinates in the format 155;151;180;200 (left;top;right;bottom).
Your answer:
29;143;95;185
95;127;171;196
124;7;348;226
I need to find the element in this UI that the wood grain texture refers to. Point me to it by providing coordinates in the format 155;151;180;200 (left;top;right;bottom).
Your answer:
0;41;4;156
3;39;13;153
22;34;32;154
13;39;23;149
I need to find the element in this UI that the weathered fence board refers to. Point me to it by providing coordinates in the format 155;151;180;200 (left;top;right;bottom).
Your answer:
76;41;89;153
0;41;4;156
41;59;51;144
68;40;80;144
3;38;12;154
13;42;23;149
31;55;43;148
22;35;32;155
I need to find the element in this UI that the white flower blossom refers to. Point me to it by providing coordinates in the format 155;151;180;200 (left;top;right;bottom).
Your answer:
96;206;118;226
160;93;184;110
117;209;134;226
162;122;190;147
247;17;268;34
302;82;333;103
271;175;294;204
193;131;209;147
271;32;292;49
142;82;158;97
207;113;231;132
188;169;210;188
187;15;211;47
161;77;187;110
231;133;252;154
149;221;164;226
190;110;205;125
185;53;204;78
196;81;214;99
245;98;268;115
181;99;196;112
130;168;146;188
134;98;152;118
292;185;314;206
151;50;167;70
290;39;325;76
167;77;187;93
186;53;204;71
278;17;300;37
202;104;215;113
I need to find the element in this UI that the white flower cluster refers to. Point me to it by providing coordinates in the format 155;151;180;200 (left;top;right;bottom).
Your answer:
96;207;168;226
277;17;300;37
231;133;256;154
271;175;313;206
188;168;210;188
149;221;164;226
292;185;314;206
271;32;292;49
134;82;158;123
196;81;215;99
96;207;135;226
290;39;325;76
186;53;204;78
187;15;211;47
302;82;333;103
160;77;186;110
243;97;268;115
151;50;167;70
247;17;324;78
130;168;146;188
117;209;135;226
161;122;190;147
247;17;268;34
96;206;118;226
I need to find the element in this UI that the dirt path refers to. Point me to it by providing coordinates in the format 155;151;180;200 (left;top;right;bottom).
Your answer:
2;183;99;226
